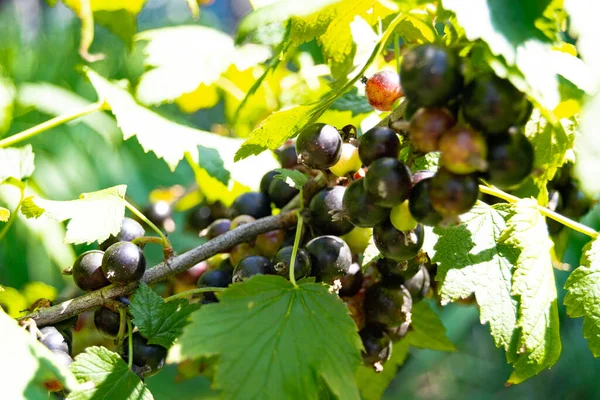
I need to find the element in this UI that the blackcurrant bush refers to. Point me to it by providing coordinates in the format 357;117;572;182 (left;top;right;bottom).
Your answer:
409;107;456;153
329;143;362;177
305;236;352;284
197;268;232;303
295;123;342;170
275;142;298;169
39;326;69;354
359;324;392;366
143;201;172;228
260;170;279;195
373;220;424;261
94;307;121;338
230;215;256;230
342;179;390;228
399;265;430;301
429;168;479;217
364;158;412;208
439;125;488;174
231;192;272;219
100;217;145;251
390;200;418;232
357;127;400;166
268;178;300;208
121;332;167;378
309;186;354;236
72;250;110;292
400;44;463;107
338;263;363;297
365;71;404;111
364;282;413;327
202;218;231;240
462;73;528;135
101;242;146;284
255;229;286;259
485;132;534;189
233;256;274;282
408;178;443;226
273;246;312;280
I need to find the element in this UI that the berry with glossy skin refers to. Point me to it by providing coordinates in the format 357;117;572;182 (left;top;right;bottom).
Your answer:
439;125;488;174
143;201;172;228
429;168;479;217
400;44;463;107
100;217;145;251
202;219;231;240
309;186;354;236
39;326;69;354
260;170;279;195
268;178;300;208
94;307;121;338
409;107;456;153
273;246;312;280
462;73;528;135
364;158;412;208
255;229;286;258
360;324;392;366
390;200;418;232
373;220;424;261
400;265;430;301
408;178;443;226
295;123;342;170
230;215;256;230
485;132;534;189
197;268;232;303
121;332;167;378
343;179;390;228
233;256;274;282
276;142;298;169
339;263;363;297
231;192;272;219
305;236;352;284
358;127;400;166
364;282;413;327
187;205;212;232
376;256;421;279
330;143;362;177
72;250;110;292
365;71;404;111
101;242;146;284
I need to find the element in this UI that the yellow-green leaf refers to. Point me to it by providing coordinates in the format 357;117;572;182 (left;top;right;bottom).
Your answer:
0;206;9;222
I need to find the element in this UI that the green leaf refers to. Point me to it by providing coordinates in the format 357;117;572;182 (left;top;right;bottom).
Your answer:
20;185;127;245
178;275;362;400
130;283;200;348
145;365;218;400
0;311;78;399
0;76;15;135
564;0;600;77
0;206;9;222
433;204;519;356
198;145;230;185
442;0;594;114
406;301;456;351
498;199;561;384
329;87;372;116
67;346;153;400
273;168;307;189
564;237;600;356
574;92;600;197
356;339;410;400
94;9;138;49
0;145;35;184
361;233;380;268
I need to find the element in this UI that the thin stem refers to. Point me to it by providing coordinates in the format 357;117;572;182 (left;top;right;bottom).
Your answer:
131;236;165;247
288;190;304;288
127;319;133;369
394;33;401;74
124;201;170;247
164;287;226;302
116;307;127;345
0;102;104;148
0;185;24;242
479;184;598;239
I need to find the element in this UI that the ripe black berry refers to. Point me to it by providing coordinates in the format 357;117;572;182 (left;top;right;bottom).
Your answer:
39;326;69;354
273;246;312;280
399;265;430;301
338;263;363;297
100;217;145;251
94;307;121;338
408;178;443;226
187;204;213;232
485;132;534;189
357;127;400;166
231;192;272;219
365;71;404;111
364;158;412;208
375;256;421;279
364;282;413;327
143;201;172;228
305;236;352;284
276;142;298;169
101;242;146;284
309;186;354;236
462;73;528;135
359;324;392;366
342;179;390;228
197;268;232;303
121;332;167;378
268;178;299;208
373;220;424;261
429;168;479;217
260;170;279;195
295;123;342;170
439;125;488;174
202;218;231;240
233;256;274;282
72;250;110;292
409;107;456;153
400;44;463;107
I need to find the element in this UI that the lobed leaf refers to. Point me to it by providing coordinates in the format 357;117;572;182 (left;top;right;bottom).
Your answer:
329;87;373;116
406;301;456;352
273;168;308;189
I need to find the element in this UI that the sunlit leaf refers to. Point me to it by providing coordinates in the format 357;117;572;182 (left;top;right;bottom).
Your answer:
0;145;35;184
0;76;15;135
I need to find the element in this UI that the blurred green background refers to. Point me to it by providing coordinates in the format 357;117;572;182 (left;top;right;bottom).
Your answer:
0;1;598;399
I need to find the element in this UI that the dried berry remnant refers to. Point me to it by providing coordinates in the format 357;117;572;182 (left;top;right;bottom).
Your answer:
365;71;404;111
101;242;146;284
409;107;456;153
295;123;342;170
72;250;110;292
358;126;400;166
